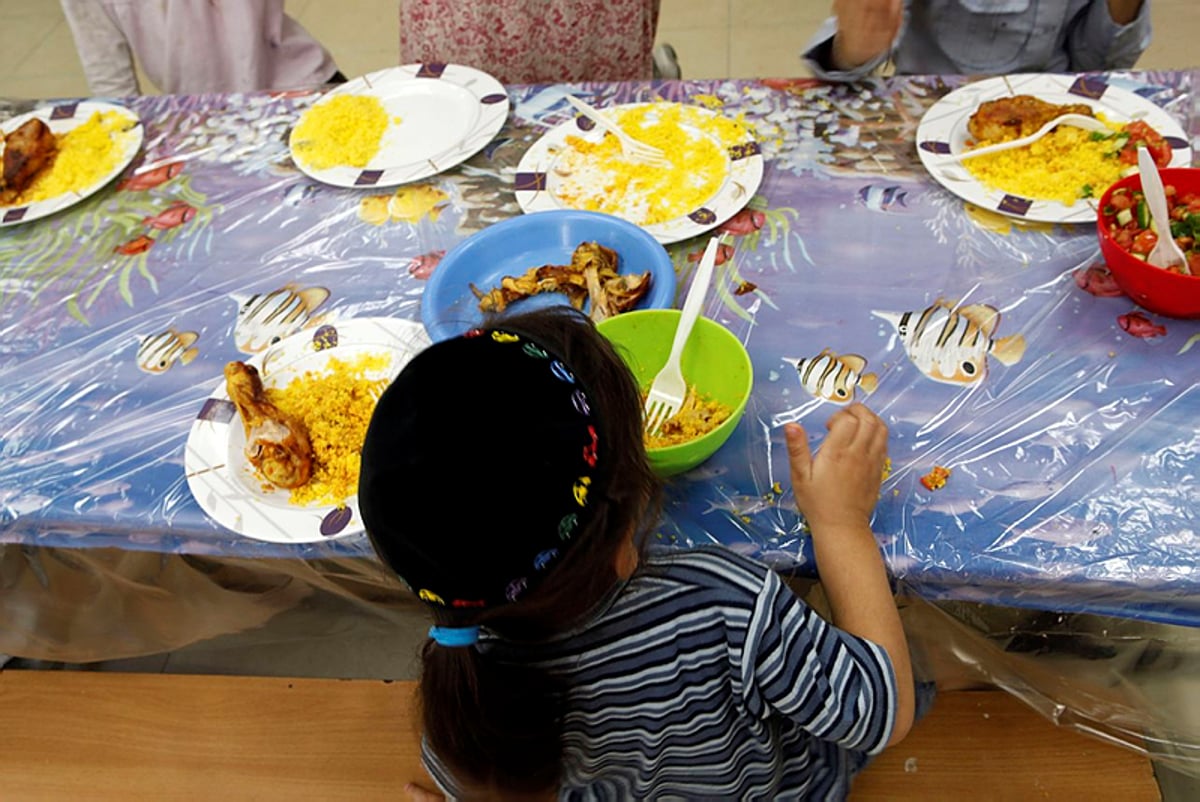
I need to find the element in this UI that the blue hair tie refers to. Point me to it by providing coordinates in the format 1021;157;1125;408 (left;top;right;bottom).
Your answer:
429;625;480;648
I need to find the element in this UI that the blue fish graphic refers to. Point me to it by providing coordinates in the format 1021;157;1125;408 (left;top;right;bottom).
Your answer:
857;185;909;212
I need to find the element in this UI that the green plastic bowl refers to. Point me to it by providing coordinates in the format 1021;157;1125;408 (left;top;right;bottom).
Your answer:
597;309;753;477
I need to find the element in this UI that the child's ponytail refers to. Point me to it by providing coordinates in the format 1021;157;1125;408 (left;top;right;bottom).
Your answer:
419;625;564;794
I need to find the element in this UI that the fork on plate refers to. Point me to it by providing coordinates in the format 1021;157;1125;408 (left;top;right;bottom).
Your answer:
643;235;722;436
564;95;671;169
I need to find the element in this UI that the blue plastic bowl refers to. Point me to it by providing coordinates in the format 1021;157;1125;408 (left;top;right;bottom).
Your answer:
421;210;677;341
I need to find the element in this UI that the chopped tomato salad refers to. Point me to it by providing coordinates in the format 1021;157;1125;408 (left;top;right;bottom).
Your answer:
1102;184;1200;276
1117;121;1172;168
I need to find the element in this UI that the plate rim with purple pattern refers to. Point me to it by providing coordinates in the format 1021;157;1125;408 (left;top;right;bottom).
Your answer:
916;74;1192;224
287;63;509;189
513;101;765;245
183;317;430;544
1;100;143;228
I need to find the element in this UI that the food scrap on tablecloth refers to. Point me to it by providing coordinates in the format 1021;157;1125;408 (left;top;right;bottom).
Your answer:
920;465;951;491
470;241;651;323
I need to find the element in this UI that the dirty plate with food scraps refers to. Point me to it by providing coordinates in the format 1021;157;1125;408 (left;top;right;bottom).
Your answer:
288;63;509;189
917;74;1191;224
0;100;143;227
184;317;430;544
420;209;677;342
514;101;764;245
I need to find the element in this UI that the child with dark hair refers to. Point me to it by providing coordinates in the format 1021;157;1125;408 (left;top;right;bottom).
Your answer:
359;306;914;800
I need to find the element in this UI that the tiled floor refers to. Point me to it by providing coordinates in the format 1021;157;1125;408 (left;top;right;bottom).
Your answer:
2;0;1197;99
3;2;1199;798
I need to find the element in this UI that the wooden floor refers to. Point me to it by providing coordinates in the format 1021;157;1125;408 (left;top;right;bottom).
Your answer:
0;670;1160;801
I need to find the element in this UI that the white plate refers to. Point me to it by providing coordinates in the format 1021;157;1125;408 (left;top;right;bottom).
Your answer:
288;63;509;188
1;100;143;227
916;74;1191;224
184;317;430;544
514;101;764;245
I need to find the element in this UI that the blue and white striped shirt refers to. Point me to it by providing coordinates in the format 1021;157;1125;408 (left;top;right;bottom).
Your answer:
426;546;897;800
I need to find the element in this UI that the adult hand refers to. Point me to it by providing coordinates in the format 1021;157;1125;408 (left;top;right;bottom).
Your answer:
830;0;903;70
785;403;888;535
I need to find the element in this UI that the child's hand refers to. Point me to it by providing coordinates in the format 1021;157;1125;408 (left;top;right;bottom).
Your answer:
784;404;888;534
831;0;903;69
404;782;445;802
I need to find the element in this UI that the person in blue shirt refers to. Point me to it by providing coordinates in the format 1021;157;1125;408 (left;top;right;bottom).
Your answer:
804;0;1151;81
358;306;915;800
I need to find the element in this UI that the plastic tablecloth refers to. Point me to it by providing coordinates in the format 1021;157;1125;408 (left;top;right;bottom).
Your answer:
1;72;1197;667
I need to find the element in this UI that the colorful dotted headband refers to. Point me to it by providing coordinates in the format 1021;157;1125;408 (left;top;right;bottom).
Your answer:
359;326;602;610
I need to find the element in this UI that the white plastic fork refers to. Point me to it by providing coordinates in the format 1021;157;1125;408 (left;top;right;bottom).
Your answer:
643;235;721;436
1137;145;1191;274
564;94;671;168
950;113;1113;162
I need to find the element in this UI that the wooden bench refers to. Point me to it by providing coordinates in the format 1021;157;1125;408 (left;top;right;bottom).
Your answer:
0;671;1160;800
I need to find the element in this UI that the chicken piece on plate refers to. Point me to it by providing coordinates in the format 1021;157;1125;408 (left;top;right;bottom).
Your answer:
470;241;651;320
224;361;313;489
967;95;1095;144
1;118;58;203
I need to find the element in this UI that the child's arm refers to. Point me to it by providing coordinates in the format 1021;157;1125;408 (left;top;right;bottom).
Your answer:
785;404;914;746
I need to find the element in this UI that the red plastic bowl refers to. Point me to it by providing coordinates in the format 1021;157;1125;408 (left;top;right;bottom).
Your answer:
1096;167;1200;319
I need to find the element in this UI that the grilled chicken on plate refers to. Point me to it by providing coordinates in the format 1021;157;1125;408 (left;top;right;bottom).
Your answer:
225;361;313;489
967;95;1095;143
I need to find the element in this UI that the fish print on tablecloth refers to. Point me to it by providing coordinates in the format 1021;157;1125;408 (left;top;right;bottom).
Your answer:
142;201;197;230
136;327;199;373
358;183;450;226
1118;311;1167;339
1074;264;1124;298
857;184;908;213
408;250;445;280
117;161;184;192
874;299;1025;385
784;349;878;404
232;283;329;353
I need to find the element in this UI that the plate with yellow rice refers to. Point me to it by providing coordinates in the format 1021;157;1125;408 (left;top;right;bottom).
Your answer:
288;63;509;189
184;317;431;543
0;101;142;227
917;74;1190;224
514;101;764;244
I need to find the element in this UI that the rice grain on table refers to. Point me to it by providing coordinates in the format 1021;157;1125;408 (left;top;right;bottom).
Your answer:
19;110;133;204
552;102;752;226
292;94;390;170
266;352;389;506
963;118;1126;205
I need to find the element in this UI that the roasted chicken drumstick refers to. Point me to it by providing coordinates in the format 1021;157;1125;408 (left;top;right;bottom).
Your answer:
1;118;58;204
224;361;313;489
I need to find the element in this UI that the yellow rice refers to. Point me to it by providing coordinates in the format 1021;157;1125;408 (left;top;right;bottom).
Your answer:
962;116;1126;205
266;352;389;506
292;94;390;169
644;386;732;449
17;110;133;204
553;102;752;226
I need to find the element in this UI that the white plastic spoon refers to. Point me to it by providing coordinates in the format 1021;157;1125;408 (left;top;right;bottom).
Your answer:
1137;145;1190;274
950;113;1112;162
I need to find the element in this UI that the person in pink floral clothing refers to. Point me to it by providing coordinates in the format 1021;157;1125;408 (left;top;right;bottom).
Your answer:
398;0;670;85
